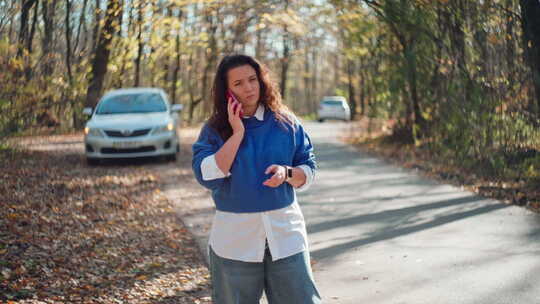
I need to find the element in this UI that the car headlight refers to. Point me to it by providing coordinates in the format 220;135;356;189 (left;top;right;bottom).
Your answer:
84;127;103;137
153;122;174;135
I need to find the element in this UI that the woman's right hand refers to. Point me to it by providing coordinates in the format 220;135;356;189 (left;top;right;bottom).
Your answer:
227;96;245;135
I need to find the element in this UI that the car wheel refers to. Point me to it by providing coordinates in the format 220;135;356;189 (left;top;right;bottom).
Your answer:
165;153;177;162
318;118;324;123
86;157;100;166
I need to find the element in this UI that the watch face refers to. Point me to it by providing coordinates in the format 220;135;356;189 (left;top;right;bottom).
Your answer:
287;167;293;178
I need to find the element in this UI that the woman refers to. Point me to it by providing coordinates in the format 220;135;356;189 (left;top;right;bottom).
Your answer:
192;54;321;304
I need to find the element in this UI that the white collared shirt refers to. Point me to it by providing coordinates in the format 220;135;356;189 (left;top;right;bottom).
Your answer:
200;104;315;262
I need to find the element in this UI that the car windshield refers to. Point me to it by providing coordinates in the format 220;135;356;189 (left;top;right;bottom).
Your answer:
322;100;344;106
96;93;167;114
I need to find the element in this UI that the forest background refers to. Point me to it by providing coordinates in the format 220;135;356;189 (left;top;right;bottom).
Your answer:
1;0;540;203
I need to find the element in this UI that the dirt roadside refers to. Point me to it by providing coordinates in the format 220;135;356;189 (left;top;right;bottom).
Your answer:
1;126;212;303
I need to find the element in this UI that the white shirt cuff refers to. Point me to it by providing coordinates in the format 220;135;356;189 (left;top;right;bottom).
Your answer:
295;165;314;192
201;154;231;181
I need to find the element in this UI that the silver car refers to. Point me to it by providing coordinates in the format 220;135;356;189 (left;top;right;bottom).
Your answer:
317;96;351;122
83;88;183;165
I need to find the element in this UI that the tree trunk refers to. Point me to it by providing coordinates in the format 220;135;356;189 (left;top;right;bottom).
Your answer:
24;1;39;80
171;32;181;105
187;52;196;122
201;5;218;116
187;50;203;123
311;49;318;112
505;0;516;91
359;67;366;117
162;5;172;86
42;0;58;77
92;0;102;53
17;0;38;58
347;58;356;120
280;0;290;101
231;1;248;53
65;0;73;86
28;2;39;54
0;1;15;35
255;27;263;59
403;40;424;139
303;48;312;114
148;0;161;87
77;0;90;64
7;1;16;42
116;0;134;88
520;0;540;115
65;0;78;128
333;52;340;94
171;8;184;105
85;0;122;108
14;0;38;81
280;30;290;100
134;1;145;87
448;0;473;109
74;0;88;53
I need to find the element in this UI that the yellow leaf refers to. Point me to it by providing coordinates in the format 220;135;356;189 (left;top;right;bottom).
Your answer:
136;275;147;280
487;34;499;45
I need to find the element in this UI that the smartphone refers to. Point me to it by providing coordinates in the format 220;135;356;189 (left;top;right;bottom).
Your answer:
226;89;238;103
226;89;244;116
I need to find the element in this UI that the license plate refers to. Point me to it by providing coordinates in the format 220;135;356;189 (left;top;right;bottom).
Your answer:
113;141;141;148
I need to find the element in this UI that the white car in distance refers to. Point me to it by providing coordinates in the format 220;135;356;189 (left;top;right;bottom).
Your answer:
83;88;183;165
317;96;351;122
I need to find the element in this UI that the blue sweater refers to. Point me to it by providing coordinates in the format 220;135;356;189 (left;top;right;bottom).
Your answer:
192;108;316;213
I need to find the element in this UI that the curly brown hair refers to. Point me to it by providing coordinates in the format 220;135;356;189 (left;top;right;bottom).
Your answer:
208;54;295;140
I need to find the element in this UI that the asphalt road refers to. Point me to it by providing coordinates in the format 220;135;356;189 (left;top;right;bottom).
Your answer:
166;120;540;304
303;120;540;304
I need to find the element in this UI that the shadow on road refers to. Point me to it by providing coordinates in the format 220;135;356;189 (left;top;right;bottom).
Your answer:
310;202;508;260
307;195;488;235
302;134;519;262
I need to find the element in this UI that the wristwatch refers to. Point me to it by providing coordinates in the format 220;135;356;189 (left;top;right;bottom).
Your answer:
284;165;293;182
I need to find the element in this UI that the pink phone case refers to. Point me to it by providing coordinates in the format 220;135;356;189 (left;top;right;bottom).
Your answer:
227;89;244;116
226;89;238;103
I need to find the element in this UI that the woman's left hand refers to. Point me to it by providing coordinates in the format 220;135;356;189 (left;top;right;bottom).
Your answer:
262;164;287;187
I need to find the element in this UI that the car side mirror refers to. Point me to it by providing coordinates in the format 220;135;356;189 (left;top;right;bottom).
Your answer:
171;104;183;112
83;107;93;116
